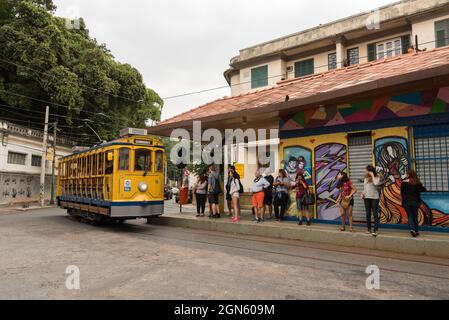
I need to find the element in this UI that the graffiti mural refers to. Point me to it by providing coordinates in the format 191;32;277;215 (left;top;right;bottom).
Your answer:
374;136;411;225
281;146;312;184
314;143;347;221
0;174;51;204
280;86;449;131
282;146;313;216
365;135;449;228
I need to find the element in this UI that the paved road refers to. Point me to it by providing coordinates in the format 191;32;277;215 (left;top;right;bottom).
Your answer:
0;207;449;299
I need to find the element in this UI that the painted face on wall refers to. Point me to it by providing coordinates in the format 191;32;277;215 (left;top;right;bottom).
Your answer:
297;156;306;173
287;157;297;172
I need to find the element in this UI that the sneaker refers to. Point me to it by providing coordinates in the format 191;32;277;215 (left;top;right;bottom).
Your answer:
366;230;372;234
257;218;262;223
230;217;236;222
411;230;417;237
196;214;201;217
372;232;378;237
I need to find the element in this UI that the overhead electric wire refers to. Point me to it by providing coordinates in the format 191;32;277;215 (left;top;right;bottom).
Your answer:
0;57;143;104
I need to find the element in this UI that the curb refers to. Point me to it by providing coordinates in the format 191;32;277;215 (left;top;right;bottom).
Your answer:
149;216;449;259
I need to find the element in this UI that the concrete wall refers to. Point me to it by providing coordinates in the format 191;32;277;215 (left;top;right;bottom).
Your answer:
236;0;449;63
286;51;334;80
412;13;449;50
237;59;286;95
0;173;52;205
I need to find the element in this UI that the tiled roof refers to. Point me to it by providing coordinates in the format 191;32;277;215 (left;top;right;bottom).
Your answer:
156;46;449;128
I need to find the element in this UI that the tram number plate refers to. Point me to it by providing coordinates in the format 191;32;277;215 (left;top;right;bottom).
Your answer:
124;180;131;192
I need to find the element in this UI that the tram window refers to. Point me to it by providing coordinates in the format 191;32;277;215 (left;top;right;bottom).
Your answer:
98;153;104;175
92;154;97;175
105;151;114;175
119;148;130;171
155;150;163;172
135;149;152;172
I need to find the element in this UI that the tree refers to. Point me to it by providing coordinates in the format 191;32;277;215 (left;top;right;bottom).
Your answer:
0;0;163;144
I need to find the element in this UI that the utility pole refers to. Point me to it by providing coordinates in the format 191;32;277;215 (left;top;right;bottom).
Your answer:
39;106;49;207
50;121;57;205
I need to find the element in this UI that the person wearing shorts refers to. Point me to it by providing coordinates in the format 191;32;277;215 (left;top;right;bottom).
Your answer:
251;170;270;223
295;173;311;226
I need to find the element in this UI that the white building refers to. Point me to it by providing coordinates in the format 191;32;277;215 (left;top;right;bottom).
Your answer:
0;121;75;205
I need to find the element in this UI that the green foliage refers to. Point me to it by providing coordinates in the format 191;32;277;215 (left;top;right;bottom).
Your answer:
0;0;163;143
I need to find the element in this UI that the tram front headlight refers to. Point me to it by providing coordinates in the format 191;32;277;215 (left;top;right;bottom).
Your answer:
138;182;148;192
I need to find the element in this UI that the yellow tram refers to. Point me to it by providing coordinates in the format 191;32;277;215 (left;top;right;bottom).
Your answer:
57;128;165;223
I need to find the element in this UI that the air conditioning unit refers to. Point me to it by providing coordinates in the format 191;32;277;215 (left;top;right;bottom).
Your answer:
119;128;148;137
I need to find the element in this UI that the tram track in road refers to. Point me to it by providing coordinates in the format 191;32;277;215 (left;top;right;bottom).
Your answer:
110;222;449;282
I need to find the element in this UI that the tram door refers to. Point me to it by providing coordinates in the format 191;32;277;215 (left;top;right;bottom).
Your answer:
348;132;373;222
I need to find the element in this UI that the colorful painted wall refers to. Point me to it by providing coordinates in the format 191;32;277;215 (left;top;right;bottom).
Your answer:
279;87;449;228
280;87;449;131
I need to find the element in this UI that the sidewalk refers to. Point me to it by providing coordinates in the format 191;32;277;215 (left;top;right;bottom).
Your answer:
0;201;56;213
151;203;449;259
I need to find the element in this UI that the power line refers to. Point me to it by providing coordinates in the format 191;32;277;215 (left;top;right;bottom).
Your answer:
161;37;448;100
0;57;143;104
0;89;114;119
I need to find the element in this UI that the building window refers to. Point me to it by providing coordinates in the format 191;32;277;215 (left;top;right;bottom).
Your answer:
294;58;314;78
413;124;449;192
347;47;359;66
377;38;402;59
328;52;337;70
31;155;42;167
435;18;449;48
7;151;26;165
251;65;268;89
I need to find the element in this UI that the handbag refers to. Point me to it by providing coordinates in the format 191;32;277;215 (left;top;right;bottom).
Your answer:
341;197;352;209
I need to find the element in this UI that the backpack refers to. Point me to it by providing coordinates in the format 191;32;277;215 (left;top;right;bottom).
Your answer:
212;175;222;194
238;179;244;193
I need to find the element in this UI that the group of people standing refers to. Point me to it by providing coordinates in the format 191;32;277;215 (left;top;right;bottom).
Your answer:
250;169;314;225
335;166;426;237
192;164;427;237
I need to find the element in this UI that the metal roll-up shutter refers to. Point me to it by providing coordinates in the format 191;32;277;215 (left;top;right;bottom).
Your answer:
348;133;373;222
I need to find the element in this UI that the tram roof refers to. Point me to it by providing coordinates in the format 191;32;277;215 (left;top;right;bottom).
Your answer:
60;137;164;160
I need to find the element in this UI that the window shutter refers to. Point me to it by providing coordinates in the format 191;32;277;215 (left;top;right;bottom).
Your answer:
295;59;314;78
251;65;268;89
436;29;446;48
367;43;376;61
401;35;410;54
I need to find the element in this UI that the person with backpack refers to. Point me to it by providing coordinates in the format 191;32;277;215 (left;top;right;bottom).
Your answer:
263;169;274;220
225;168;233;217
401;170;427;237
273;169;291;221
207;165;221;218
229;171;243;223
361;165;382;236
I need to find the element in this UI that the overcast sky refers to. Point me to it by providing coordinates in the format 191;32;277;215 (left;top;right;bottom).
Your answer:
54;0;395;121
